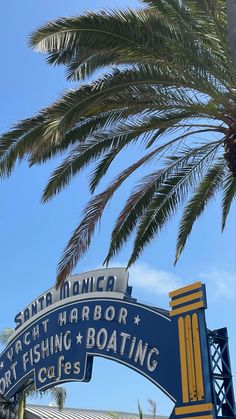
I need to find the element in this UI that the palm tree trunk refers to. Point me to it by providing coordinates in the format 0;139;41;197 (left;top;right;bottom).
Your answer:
224;123;236;176
18;397;25;419
224;0;236;178
227;0;236;76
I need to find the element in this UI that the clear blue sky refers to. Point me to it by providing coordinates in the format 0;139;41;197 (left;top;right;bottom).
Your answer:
0;0;235;415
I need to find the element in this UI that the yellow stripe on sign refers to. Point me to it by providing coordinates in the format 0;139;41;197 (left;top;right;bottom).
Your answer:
175;403;213;415
185;315;197;401
178;415;213;419
192;313;205;400
170;301;204;317
169;291;203;307
169;282;202;298
178;317;189;403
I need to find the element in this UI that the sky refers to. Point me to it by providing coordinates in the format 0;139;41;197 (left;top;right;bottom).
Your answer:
0;0;235;416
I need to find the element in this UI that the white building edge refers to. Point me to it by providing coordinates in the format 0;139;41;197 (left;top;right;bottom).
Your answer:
25;405;168;419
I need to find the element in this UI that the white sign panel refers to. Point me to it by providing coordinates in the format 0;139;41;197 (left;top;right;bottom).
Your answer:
15;267;129;329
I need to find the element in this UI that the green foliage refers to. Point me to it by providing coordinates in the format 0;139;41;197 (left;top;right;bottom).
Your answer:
0;0;236;285
175;161;225;262
0;329;15;346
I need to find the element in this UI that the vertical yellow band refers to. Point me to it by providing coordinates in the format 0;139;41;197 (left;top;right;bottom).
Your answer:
178;317;189;403
185;315;197;401
192;313;205;400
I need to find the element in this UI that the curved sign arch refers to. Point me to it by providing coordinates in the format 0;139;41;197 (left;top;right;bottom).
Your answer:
0;268;235;419
0;296;179;402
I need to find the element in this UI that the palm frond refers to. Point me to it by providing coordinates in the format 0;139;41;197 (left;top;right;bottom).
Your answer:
46;386;67;411
175;160;225;263
23;384;66;411
148;399;157;418
127;142;222;266
0;62;229;179
65;52;121;82
56;146;166;286
29;10;151;54
0;0;235;276
41;123;152;202
29;109;132;165
105;140;222;264
30;65;208;143
221;171;236;230
89;148;121;193
29;3;232;87
42;107;224;201
0;328;14;345
41;134;121;202
0;117;45;177
138;402;144;419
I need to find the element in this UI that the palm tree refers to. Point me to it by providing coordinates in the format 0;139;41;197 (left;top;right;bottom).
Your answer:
0;330;66;419
0;0;235;286
227;0;236;72
110;400;157;419
137;400;157;419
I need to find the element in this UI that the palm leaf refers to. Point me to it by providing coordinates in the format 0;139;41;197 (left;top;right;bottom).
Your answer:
138;402;144;419
29;1;232;89
222;171;236;230
0;328;15;345
175;160;225;263
42;107;224;201
127;142;221;266
56;146;167;286
21;383;66;411
29;109;132;165
0;0;235;277
0;63;228;179
105;140;222;264
89;148;122;193
0;117;45;177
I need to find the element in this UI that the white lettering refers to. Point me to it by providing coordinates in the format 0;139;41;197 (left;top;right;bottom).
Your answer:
96;328;108;350
6;348;13;362
128;337;136;359
41;340;49;358
93;305;101;320
63;331;71;350
120;332;130;355
4;371;11;388
69;309;78;323
10;362;17;380
105;306;115;321
42;319;49;333
23;332;30;345
58;311;67;326
82;306;90;320
134;341;148;365
106;330;117;353
0;378;5;394
147;348;159;372
15;340;22;355
32;325;40;340
86;328;95;348
47;366;55;379
22;352;29;371
38;367;47;383
118;308;127;324
56;355;64;382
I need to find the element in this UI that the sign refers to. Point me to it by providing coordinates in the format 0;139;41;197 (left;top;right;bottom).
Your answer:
0;270;235;419
14;268;129;330
0;298;179;401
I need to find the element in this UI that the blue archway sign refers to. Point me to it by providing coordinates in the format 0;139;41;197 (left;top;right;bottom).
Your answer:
0;268;235;419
